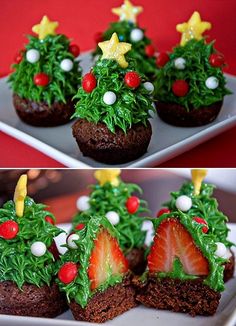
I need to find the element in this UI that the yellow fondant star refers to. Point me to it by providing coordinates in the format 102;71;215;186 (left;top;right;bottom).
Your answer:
191;169;208;195
32;15;59;40
98;33;131;68
112;0;143;24
94;169;121;187
14;174;27;217
176;11;212;46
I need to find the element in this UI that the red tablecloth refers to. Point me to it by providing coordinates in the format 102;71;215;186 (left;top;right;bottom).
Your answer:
1;0;236;167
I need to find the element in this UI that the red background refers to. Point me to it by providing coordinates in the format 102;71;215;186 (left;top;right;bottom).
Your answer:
1;0;236;167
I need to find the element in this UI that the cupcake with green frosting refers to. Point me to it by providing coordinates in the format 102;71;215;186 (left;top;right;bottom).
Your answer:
0;175;67;318
72;32;154;164
56;214;137;323
154;11;231;127
8;15;81;127
72;169;150;274
136;169;234;317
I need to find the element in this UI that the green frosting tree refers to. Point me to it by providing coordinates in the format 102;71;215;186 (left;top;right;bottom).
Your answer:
8;15;81;105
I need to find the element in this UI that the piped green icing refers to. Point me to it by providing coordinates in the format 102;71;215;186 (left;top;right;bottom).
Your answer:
57;215;125;308
0;197;63;288
154;39;231;109
72;179;150;254
8;34;81;105
72;58;154;133
93;21;157;78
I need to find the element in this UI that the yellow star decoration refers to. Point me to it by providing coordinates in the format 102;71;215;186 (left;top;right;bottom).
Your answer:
176;11;212;46
112;0;143;24
98;33;131;68
32;15;59;40
94;169;121;187
13;174;28;217
191;169;208;195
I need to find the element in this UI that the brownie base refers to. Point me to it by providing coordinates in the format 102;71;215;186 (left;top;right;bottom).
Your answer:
72;119;152;164
135;276;220;317
13;93;75;127
0;281;67;317
125;247;147;275
69;275;137;323
155;100;223;127
224;251;235;282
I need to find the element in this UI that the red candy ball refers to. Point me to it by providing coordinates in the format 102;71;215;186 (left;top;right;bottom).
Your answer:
14;53;23;64
75;223;85;231
45;216;55;225
156;52;169;67
33;73;49;86
69;44;80;57
145;44;155;57
126;196;140;214
82;73;97;93
0;220;19;240
209;53;225;67
157;208;171;217
94;32;104;44
124;71;141;88
193;216;208;233
172;80;189;97
48;240;60;260
58;262;78;284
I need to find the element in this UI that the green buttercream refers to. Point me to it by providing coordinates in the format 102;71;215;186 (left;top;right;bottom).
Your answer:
154;39;231;109
8;34;81;105
57;215;125;308
72;59;154;133
0;197;63;289
72;180;150;254
93;21;157;78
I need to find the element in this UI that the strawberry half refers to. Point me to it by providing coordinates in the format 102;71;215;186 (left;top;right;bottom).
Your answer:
88;229;128;290
147;218;209;276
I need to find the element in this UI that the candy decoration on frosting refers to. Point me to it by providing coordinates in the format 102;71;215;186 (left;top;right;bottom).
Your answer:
103;91;117;105
143;81;154;93
105;211;120;225
156;208;171;217
145;44;155;57
175;195;192;212
33;72;50;86
58;262;78;284
209;53;225;67
94;169;121;187
26;49;40;63
82;73;97;93
14;174;27;217
174;57;186;70
156;52;169;68
75;223;85;230
205;76;219;89
60;58;74;72
67;233;80;249
124;71;141;88
32;15;59;40
191;169;207;195
30;241;47;257
69;44;80;57
76;196;91;211
0;220;19;239
214;242;228;258
172;80;189;97
45;216;55;225
193;216;208;233
112;0;143;24
130;28;144;42
126;196;140;214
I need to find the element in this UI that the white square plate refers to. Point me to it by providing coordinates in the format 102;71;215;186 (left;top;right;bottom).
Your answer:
0;52;236;167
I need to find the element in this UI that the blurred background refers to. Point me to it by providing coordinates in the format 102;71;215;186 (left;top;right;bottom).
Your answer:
0;169;236;223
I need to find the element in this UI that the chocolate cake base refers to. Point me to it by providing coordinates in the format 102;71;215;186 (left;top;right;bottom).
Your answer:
224;251;235;282
72;119;152;164
13;93;75;127
135;276;220;317
69;276;137;323
155;100;223;127
126;247;147;275
0;281;67;317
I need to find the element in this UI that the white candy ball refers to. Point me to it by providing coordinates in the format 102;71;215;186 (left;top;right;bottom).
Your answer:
67;233;80;249
31;241;47;257
214;242;227;258
174;57;186;70
105;211;120;225
103;91;116;105
143;82;154;93
60;58;74;72
130;28;144;42
175;195;192;212
26;49;40;63
205;76;219;90
76;195;90;211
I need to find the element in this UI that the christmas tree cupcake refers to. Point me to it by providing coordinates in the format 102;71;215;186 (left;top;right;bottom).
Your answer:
154;11;231;127
56;214;137;323
72;169;149;274
93;0;157;79
136;170;234;316
0;175;67;317
72;33;154;164
8;16;81;126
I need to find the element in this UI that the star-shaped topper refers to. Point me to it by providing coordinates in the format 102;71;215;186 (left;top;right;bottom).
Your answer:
94;169;121;187
112;0;143;24
191;169;208;195
176;11;212;46
98;33;131;68
14;174;27;217
32;15;59;40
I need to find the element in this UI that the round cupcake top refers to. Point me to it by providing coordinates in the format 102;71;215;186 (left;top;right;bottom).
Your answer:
0;175;63;289
8;15;81;105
